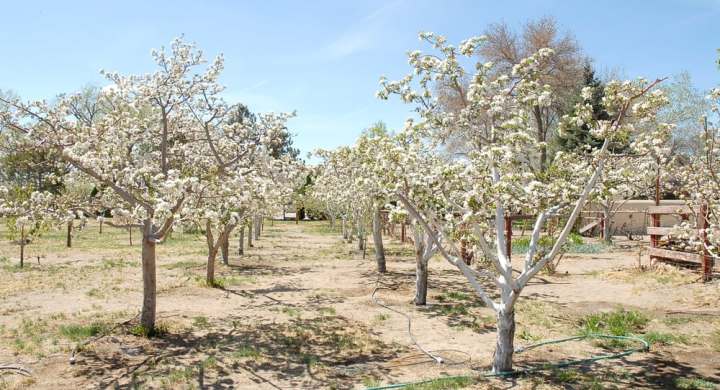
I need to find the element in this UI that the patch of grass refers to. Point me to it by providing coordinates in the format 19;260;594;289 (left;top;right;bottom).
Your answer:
317;306;337;316
552;368;580;383
58;323;107;342
160;366;195;387
373;313;390;322
192;316;210;329
101;258;137;269
675;377;717;389
404;376;474;390
435;304;469;316
85;288;104;298
281;307;301;317
216;275;255;287
579;309;648;336
162;260;202;270
518;329;541;342
232;345;262;360
642;331;688;346
438;291;470;301
578;309;648;348
712;328;720;352
129;323;169;338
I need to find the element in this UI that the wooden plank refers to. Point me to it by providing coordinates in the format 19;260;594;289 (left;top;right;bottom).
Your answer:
649;247;701;263
647;227;679;236
579;219;601;234
647;205;694;215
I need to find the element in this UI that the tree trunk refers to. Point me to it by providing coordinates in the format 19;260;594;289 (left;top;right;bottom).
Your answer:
99;220;103;234
66;221;73;248
206;249;217;285
238;226;245;255
247;222;253;247
341;218;348;240
19;226;25;268
140;223;157;332
221;234;230;265
492;310;516;373
414;256;428;305
602;204;612;244
413;227;428;305
254;216;260;240
372;208;386;273
129;227;133;246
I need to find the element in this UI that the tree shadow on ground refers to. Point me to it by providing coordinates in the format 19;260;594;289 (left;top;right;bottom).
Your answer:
73;314;407;389
501;350;720;389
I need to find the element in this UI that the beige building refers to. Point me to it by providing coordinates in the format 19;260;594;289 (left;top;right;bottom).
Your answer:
581;199;691;237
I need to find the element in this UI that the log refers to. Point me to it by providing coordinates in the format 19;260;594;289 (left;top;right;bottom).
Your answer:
648;247;701;263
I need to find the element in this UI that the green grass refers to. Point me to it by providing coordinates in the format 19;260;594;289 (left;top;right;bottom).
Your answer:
232;345;262;360
192;316;210;329
578;309;648;348
674;377;717;389
129;322;169;338
403;376;474;390
579;309;648;336
58;323;107;342
642;331;688;346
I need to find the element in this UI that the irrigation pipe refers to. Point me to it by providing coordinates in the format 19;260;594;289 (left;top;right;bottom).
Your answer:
364;334;650;389
371;275;444;364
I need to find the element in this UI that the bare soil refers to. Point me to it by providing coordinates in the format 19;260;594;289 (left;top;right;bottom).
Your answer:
0;220;718;389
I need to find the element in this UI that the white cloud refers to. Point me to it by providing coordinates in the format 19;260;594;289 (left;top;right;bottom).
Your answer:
319;0;404;60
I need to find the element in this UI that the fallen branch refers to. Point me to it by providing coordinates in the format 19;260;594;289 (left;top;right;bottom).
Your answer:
0;364;32;377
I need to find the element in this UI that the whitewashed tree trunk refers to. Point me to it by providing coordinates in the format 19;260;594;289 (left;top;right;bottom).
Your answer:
493;309;515;373
372;207;386;273
412;225;436;305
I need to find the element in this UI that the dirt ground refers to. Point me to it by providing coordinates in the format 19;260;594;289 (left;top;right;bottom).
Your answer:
0;220;719;389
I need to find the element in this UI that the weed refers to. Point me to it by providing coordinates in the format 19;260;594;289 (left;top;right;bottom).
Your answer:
129;323;169;338
642;331;688;346
232;345;261;360
281;307;301;317
192;316;210;329
404;376;473;390
579;309;648;336
578;309;648;348
318;306;337;316
675;377;716;389
59;323;107;342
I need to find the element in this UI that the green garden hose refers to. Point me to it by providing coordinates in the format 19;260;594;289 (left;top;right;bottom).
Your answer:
365;333;650;390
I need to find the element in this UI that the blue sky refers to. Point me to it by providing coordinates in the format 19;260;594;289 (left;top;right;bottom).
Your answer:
1;1;719;157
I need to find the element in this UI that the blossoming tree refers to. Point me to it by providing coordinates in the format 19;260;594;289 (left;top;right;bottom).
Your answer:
377;32;669;372
0;38;294;332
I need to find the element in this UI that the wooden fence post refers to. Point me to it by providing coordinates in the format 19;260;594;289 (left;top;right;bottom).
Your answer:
699;202;712;282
